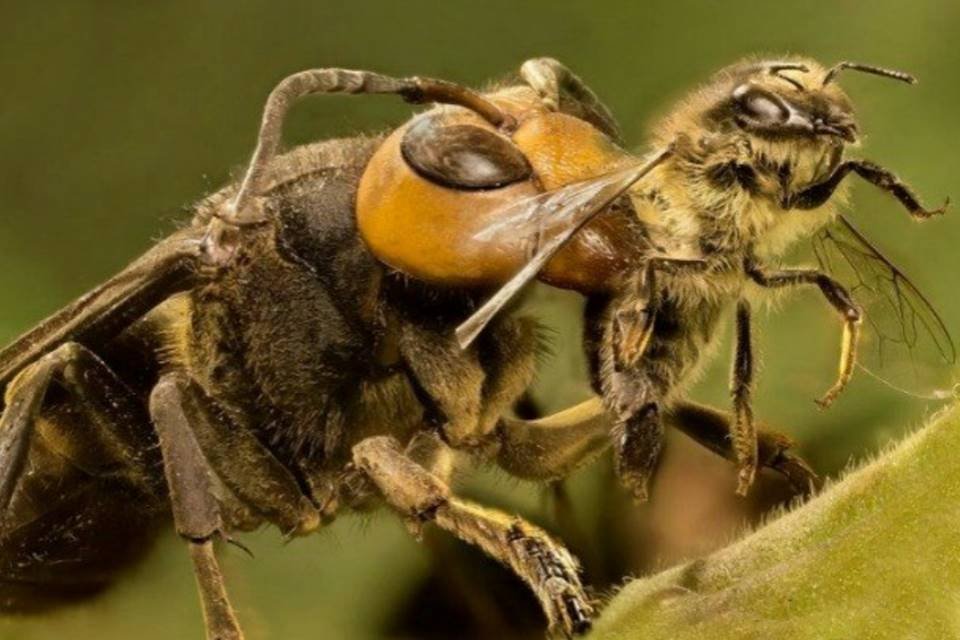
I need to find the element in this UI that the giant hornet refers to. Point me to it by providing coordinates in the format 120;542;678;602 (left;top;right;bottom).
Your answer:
0;57;952;638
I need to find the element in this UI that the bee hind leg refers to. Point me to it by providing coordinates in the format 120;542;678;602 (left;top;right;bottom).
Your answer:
495;396;819;496
601;339;666;503
611;401;664;504
353;435;593;638
666;403;821;496
731;300;758;496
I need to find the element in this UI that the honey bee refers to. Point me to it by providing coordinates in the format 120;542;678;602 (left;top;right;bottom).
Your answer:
0;57;950;639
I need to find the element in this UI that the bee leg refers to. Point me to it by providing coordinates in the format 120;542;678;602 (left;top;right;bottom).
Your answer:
353;436;593;638
611;258;708;371
149;373;244;640
0;342;160;515
665;403;820;496
596;362;665;505
746;262;863;407
731;300;757;495
611;401;664;504
785;159;948;219
519;57;622;142
496;396;820;495
817;318;861;409
602;291;669;503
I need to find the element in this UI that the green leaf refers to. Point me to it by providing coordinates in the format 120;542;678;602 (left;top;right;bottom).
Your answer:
591;404;960;640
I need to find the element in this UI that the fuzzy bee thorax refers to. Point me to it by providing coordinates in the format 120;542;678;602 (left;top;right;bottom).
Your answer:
655;130;846;260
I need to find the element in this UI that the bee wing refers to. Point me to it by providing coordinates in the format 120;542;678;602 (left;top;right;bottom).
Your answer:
455;146;672;348
812;215;957;398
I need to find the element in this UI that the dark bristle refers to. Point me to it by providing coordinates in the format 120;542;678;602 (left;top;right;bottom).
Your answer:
823;61;917;86
767;62;810;74
758;62;810;92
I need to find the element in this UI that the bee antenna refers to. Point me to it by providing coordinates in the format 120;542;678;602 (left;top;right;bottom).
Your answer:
764;62;809;91
822;62;917;87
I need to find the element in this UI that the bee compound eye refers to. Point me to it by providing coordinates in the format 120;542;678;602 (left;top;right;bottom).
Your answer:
741;92;789;123
401;112;532;190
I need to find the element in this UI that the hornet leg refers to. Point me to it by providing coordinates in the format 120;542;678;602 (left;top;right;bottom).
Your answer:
150;373;243;640
353;436;593;638
160;376;319;536
228;68;513;225
0;342;160;517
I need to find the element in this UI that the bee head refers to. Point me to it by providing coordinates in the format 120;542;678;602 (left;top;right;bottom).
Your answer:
696;58;916;147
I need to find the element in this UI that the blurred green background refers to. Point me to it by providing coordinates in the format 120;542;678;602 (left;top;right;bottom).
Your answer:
1;1;957;638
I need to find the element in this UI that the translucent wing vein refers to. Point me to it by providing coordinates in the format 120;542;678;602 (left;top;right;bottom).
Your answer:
812;215;956;397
